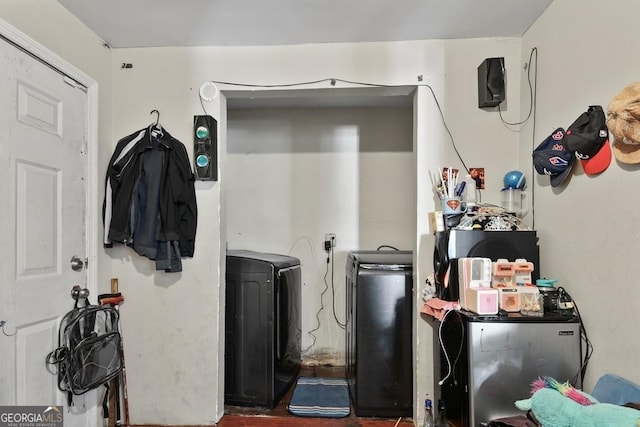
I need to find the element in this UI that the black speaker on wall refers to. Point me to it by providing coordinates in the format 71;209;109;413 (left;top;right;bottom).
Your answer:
478;57;505;108
193;115;217;181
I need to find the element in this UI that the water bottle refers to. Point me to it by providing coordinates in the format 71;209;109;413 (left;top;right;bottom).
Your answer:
422;399;435;427
464;174;477;206
436;398;449;427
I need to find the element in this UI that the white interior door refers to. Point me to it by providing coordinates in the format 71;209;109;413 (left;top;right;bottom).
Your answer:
0;34;94;426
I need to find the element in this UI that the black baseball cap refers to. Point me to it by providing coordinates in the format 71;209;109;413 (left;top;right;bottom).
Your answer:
565;106;611;175
532;128;575;187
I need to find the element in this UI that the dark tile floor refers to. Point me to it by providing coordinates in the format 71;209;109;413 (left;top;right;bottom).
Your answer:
217;365;415;427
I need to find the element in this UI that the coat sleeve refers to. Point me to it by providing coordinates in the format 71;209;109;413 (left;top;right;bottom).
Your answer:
103;129;146;247
160;137;197;257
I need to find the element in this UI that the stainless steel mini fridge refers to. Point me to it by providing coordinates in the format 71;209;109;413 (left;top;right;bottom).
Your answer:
346;250;413;417
437;311;582;427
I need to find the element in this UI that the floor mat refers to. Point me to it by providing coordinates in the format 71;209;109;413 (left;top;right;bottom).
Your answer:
288;377;350;418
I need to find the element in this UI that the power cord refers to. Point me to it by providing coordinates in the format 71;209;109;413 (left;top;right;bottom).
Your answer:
530;46;539;231
303;261;329;354
328;245;346;329
197;64;540;204
287;235;321;343
438;309;464;386
198;76;470;175
497;47;538;131
557;286;593;386
377;245;399;251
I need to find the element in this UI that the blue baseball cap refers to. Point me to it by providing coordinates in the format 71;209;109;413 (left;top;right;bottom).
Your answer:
532;128;575;187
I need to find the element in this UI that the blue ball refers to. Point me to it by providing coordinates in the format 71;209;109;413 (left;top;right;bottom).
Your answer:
503;170;526;189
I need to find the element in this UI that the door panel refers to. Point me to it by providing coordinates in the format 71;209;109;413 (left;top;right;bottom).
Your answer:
0;32;92;426
16;320;59;404
17;80;63;136
16;160;60;277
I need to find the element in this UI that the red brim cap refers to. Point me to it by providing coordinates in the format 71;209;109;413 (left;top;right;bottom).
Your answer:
581;139;612;175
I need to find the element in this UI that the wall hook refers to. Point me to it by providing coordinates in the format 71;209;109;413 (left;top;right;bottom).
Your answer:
0;320;16;337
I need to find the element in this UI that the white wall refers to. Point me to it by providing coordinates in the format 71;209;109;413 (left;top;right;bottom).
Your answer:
107;53;224;425
110;38;522;424
522;0;640;391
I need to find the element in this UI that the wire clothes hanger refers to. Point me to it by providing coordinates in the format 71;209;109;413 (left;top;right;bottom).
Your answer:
149;109;165;139
150;109;161;127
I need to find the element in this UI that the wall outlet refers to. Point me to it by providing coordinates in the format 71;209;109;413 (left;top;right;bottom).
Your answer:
324;233;336;248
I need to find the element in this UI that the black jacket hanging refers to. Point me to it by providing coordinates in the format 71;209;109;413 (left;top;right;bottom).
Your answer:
103;125;197;272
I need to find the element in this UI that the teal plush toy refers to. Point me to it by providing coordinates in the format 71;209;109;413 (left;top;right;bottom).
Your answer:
515;377;640;427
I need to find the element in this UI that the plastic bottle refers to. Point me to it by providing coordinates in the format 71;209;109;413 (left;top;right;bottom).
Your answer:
464;174;477;206
422;398;435;427
436;398;449;427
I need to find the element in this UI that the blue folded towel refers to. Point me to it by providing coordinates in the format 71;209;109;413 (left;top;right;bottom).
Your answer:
288;377;350;418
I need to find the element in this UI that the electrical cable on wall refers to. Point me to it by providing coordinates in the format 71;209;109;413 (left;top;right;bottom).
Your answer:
198;54;541;195
329;246;346;329
288;235;321;341
286;235;327;354
288;235;319;261
557;287;593;385
301;234;347;354
530;47;539;231
497;47;538;131
487;47;538;227
303;251;330;354
198;77;469;173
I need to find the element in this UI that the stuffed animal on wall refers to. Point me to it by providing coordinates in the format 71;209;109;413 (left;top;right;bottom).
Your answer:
515;377;640;427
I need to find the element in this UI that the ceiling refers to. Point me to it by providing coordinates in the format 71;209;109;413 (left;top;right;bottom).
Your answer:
56;0;553;48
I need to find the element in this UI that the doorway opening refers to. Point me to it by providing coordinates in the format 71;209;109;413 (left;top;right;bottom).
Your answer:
223;86;417;365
